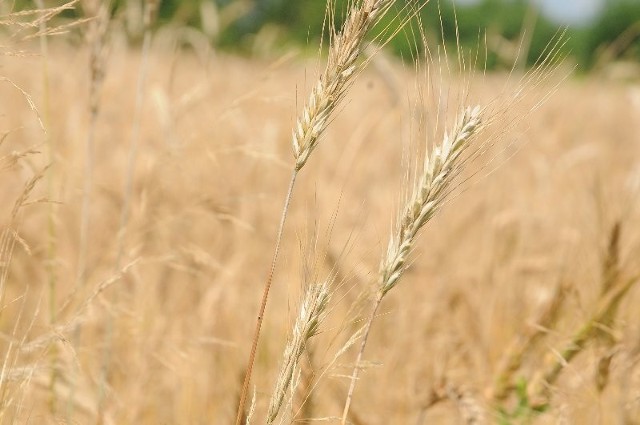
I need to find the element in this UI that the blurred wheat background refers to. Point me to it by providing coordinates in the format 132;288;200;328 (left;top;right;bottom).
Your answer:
1;1;640;424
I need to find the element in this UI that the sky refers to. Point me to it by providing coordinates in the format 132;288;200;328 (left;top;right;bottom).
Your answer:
535;0;606;26
456;0;607;26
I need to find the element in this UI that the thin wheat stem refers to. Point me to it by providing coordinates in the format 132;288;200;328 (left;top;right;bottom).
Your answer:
341;289;383;425
32;0;59;414
235;170;297;425
68;4;110;420
114;28;152;270
98;3;156;422
530;273;640;406
77;2;109;289
76;109;95;288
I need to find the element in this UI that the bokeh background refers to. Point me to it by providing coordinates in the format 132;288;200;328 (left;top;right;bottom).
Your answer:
1;1;640;424
7;0;640;71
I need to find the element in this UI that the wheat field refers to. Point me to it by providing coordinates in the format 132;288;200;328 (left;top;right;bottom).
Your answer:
2;3;640;424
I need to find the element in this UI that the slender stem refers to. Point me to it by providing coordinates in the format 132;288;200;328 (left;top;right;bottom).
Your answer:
341;290;384;425
234;170;298;425
115;28;152;270
77;105;97;287
33;0;58;414
97;24;152;425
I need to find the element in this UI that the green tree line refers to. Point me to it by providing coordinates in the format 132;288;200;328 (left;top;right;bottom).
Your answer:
153;0;640;71
14;0;640;71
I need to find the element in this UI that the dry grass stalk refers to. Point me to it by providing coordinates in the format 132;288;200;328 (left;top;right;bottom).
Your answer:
525;220;636;407
267;282;330;424
1;0;91;45
0;158;48;417
77;0;111;288
595;221;622;392
599;221;622;331
0;0;81;39
490;279;567;402
115;0;157;269
529;271;639;407
0;167;47;308
0;77;45;132
1;3;63;413
143;0;160;29
98;1;156;421
29;1;62;413
0;288;32;419
341;106;483;424
235;1;404;422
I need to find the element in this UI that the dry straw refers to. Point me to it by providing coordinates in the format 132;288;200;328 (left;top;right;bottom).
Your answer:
0;0;88;41
528;221;639;407
76;0;111;289
98;1;157;421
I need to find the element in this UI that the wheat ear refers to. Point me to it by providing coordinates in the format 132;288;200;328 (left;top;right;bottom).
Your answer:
341;106;483;424
293;0;395;170
266;282;330;424
235;1;398;422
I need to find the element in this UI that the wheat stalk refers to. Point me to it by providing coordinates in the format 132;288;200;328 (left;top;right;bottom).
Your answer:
235;1;401;422
97;1;158;421
528;222;639;408
341;106;483;423
490;279;566;402
76;0;110;289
